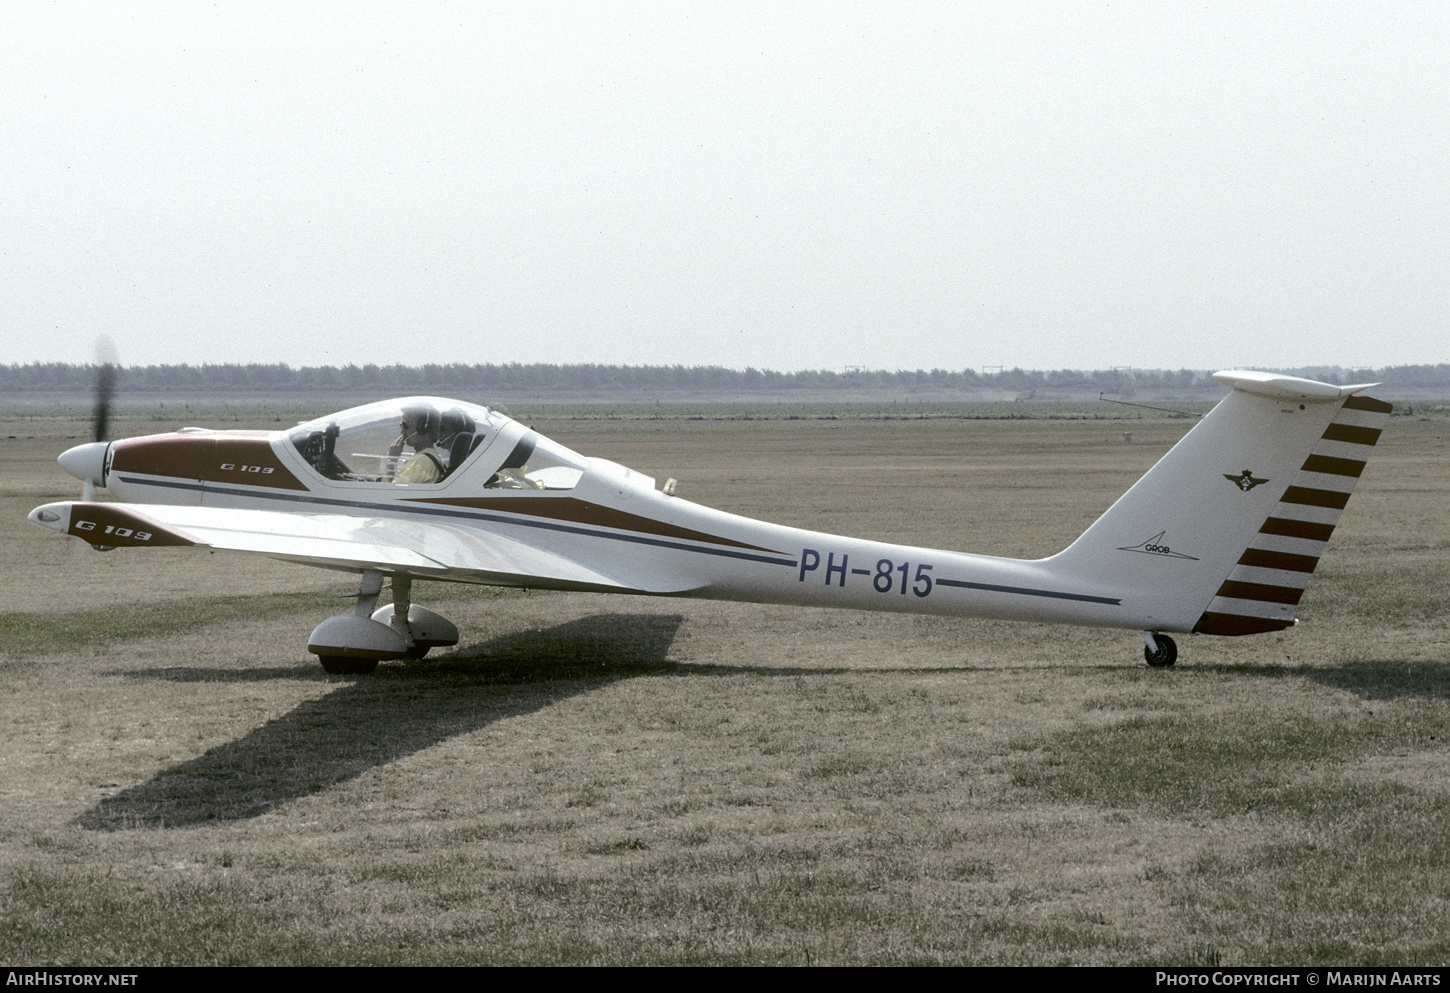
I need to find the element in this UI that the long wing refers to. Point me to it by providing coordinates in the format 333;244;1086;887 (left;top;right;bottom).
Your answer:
27;501;702;594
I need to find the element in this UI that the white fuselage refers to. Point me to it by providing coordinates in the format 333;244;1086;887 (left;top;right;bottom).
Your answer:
98;425;1162;632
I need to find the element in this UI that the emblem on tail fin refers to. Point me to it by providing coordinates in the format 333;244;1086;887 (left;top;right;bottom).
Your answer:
1116;531;1199;560
1224;470;1269;491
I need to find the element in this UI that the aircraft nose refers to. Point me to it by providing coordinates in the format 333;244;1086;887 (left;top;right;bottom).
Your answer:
58;441;110;484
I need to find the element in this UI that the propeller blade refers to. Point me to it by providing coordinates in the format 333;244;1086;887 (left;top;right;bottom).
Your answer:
93;336;118;443
93;362;116;443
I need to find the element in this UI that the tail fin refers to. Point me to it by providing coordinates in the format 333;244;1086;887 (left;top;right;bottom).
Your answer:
1047;371;1391;634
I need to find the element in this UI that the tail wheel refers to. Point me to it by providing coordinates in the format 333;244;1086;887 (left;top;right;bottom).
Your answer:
318;655;379;675
1144;634;1178;668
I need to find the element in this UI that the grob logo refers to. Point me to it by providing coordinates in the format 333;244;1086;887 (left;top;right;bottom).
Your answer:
1117;530;1199;560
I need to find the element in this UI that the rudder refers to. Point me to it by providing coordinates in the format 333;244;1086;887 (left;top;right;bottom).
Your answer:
1194;391;1391;634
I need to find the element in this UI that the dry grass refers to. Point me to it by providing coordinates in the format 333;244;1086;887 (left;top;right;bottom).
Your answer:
0;411;1447;964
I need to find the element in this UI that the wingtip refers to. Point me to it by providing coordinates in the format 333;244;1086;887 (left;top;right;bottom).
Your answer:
28;501;74;532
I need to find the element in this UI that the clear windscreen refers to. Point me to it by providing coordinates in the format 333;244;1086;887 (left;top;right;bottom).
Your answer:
289;398;506;483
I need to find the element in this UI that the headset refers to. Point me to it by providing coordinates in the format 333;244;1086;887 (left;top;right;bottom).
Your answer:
401;405;439;438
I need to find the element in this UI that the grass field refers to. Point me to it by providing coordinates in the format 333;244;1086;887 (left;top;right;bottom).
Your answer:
1;410;1447;965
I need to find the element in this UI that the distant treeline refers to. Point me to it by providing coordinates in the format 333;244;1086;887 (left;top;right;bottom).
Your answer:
2;362;1448;394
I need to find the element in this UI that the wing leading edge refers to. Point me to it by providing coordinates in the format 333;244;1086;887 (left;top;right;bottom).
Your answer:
27;501;702;595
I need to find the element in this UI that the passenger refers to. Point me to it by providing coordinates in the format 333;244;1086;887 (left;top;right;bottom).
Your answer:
437;407;478;475
388;405;447;484
438;408;476;445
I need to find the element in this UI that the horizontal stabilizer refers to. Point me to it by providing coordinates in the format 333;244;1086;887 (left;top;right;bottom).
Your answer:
1212;370;1380;402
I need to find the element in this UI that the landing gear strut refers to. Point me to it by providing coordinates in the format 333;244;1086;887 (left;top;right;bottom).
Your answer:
308;571;457;674
1142;631;1178;668
368;574;459;660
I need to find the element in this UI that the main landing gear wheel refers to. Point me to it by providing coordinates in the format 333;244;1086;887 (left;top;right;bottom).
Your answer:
318;655;379;675
308;572;458;673
1143;633;1178;668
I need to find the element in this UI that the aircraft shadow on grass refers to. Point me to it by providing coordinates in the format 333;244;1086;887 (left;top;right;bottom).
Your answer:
77;613;683;831
1191;660;1450;702
1302;660;1450;702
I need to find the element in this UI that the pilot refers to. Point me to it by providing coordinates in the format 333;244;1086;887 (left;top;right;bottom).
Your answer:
388;405;447;484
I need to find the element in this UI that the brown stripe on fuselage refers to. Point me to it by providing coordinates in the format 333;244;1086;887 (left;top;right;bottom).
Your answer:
1259;517;1335;542
1238;548;1319;573
208;437;308;490
1300;454;1365;477
111;434;212;480
1342;394;1394;414
66;502;194;547
1195;612;1295;636
1280;486;1351;510
1321;423;1381;446
406;496;782;553
1216;580;1305;605
113;431;306;490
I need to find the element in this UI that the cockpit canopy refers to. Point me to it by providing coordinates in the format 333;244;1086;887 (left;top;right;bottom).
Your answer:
287;397;589;489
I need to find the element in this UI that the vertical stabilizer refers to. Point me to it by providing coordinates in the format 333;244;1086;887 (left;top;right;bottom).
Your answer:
1046;372;1390;634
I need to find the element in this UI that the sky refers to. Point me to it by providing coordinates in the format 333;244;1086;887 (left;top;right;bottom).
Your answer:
2;2;1446;373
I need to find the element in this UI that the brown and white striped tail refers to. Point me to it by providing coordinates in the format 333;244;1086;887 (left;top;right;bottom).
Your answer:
1194;393;1392;635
